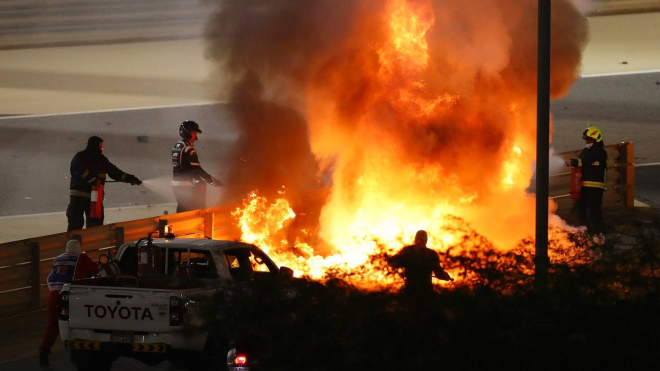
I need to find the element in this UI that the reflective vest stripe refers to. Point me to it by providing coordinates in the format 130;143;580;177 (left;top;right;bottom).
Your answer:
582;181;606;189
70;190;92;198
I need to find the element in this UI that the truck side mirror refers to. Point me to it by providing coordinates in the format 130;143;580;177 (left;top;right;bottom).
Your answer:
280;266;294;278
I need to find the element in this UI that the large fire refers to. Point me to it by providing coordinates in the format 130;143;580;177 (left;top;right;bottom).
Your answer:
210;0;589;289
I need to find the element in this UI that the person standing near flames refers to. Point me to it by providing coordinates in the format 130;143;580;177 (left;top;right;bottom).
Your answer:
389;230;453;296
565;126;608;233
39;240;100;365
67;136;141;231
172;120;222;212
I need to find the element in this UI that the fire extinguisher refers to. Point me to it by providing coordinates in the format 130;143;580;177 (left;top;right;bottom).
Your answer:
137;237;163;277
570;167;582;199
90;180;104;218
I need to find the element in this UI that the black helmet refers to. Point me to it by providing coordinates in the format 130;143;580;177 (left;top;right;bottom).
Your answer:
179;120;202;140
86;136;103;148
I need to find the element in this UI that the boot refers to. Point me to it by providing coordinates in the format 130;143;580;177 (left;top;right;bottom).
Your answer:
39;348;49;366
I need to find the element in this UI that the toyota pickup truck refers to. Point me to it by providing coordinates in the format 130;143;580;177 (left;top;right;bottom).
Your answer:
58;235;293;371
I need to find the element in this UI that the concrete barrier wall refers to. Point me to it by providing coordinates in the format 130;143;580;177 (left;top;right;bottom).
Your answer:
0;0;210;49
591;0;660;15
0;0;658;49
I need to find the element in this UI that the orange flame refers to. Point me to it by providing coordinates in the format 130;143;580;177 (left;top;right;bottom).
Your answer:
231;189;296;253
378;0;459;117
228;0;577;289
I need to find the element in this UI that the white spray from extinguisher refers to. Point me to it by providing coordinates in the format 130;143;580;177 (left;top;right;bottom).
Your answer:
547;147;570;173
138;177;176;200
139;176;226;206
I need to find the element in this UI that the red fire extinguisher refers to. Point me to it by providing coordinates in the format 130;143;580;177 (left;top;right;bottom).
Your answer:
138;239;163;276
90;180;104;218
570;167;582;199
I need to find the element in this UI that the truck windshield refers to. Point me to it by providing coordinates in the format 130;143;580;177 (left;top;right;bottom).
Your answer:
223;248;278;281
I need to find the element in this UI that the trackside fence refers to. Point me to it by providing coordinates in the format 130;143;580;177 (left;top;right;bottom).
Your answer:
0;143;634;318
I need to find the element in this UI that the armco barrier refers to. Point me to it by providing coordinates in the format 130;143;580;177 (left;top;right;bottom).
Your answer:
0;203;241;319
0;143;634;318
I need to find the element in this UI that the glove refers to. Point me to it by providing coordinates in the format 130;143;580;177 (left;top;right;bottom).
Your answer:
125;174;142;186
85;175;97;184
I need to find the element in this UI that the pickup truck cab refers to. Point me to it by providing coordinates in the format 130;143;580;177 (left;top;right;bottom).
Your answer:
58;237;291;371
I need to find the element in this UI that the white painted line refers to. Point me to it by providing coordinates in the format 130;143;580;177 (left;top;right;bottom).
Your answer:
581;69;660;78
0;203;176;220
0;286;31;295
553;194;650;209
0;308;45;319
0;101;225;120
635;162;660;167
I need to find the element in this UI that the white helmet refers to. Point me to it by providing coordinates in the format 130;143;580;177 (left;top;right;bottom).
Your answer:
66;240;82;253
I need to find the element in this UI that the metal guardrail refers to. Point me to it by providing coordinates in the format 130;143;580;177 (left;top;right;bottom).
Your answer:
0;143;635;318
0;203;241;318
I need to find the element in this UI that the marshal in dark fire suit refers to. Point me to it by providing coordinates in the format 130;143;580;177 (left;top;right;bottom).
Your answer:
67;136;141;231
567;126;608;233
389;230;453;297
172;120;222;212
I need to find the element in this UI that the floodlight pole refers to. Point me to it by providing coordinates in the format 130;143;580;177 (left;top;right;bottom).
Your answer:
535;0;551;291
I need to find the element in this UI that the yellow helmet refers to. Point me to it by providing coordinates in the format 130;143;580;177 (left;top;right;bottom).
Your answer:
582;126;603;142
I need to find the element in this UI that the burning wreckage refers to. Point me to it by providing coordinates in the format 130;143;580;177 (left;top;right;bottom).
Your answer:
204;0;589;290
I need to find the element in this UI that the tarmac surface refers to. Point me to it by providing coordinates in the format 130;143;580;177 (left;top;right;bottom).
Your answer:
0;9;659;371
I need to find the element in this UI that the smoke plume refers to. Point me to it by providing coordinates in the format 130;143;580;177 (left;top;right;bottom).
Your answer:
205;0;589;251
